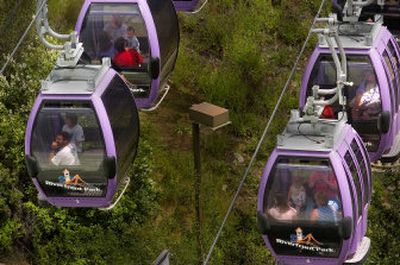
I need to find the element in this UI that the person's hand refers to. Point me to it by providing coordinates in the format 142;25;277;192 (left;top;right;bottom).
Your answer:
50;141;59;150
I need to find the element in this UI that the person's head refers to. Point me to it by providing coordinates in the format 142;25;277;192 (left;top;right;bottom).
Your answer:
364;70;376;84
55;131;71;147
293;175;303;186
112;15;123;28
65;113;78;128
314;191;328;206
275;192;289;208
114;37;127;53
127;26;136;37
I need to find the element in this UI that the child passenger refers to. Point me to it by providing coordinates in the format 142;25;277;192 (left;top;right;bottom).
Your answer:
126;26;140;52
288;175;306;212
268;193;297;220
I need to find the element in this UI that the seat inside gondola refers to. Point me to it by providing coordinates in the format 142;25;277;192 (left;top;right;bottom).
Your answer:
29;101;111;197
79;3;152;98
306;55;382;152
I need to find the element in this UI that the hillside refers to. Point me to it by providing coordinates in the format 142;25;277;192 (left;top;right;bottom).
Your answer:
0;0;399;264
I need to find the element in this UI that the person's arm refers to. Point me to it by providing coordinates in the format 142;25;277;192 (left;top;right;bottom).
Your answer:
50;151;61;166
135;50;143;65
75;126;85;149
288;186;293;203
49;141;59;161
310;209;318;222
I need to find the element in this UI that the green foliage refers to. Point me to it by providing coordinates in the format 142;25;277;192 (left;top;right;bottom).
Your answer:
1;0;398;264
366;171;400;264
0;0;36;59
0;33;158;263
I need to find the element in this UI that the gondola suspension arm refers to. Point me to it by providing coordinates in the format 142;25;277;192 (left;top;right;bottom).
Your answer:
36;0;83;68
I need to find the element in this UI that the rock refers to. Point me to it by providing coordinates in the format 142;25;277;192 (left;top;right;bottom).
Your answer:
234;153;245;164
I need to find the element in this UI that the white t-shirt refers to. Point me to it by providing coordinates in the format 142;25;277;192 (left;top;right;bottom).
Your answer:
62;124;85;152
51;144;80;166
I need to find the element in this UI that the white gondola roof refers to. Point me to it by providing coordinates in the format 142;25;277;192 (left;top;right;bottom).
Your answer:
319;22;383;50
41;64;110;94
277;111;348;152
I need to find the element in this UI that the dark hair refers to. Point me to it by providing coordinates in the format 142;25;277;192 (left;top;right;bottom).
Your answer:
275;193;288;208
114;37;127;53
127;26;135;33
65;113;78;125
58;131;71;142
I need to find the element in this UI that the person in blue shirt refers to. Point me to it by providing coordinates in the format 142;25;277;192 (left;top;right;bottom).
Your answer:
310;191;336;222
126;26;140;52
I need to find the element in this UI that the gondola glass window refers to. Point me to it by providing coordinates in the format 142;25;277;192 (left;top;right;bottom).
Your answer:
80;3;149;72
263;157;343;257
31;101;107;197
307;55;382;152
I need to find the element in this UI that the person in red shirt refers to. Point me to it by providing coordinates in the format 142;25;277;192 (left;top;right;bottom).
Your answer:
113;37;143;69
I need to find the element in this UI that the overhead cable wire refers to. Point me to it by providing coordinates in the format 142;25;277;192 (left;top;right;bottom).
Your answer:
189;0;209;14
0;0;47;76
202;0;327;264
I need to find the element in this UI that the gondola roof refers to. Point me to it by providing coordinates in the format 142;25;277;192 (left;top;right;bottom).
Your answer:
318;22;384;49
277;112;348;152
41;64;110;94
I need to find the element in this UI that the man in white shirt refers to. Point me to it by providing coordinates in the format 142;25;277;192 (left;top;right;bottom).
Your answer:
62;113;85;153
49;132;80;166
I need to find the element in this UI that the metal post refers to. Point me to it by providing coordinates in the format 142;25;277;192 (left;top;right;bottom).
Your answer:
192;122;203;264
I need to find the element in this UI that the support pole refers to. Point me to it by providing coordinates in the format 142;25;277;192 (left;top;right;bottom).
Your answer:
192;122;203;264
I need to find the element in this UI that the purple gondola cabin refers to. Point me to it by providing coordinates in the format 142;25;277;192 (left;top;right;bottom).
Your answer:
258;110;371;265
25;62;139;208
300;21;400;162
75;0;180;110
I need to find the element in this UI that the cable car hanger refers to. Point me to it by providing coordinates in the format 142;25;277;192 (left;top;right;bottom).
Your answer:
333;0;390;23
36;0;84;68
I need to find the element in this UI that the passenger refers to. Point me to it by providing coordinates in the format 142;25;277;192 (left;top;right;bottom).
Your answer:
351;70;380;120
104;15;128;41
126;26;140;52
62;113;85;153
49;132;80;166
98;31;115;59
113;37;143;69
268;193;297;220
288;175;306;212
310;191;336;222
308;170;338;200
